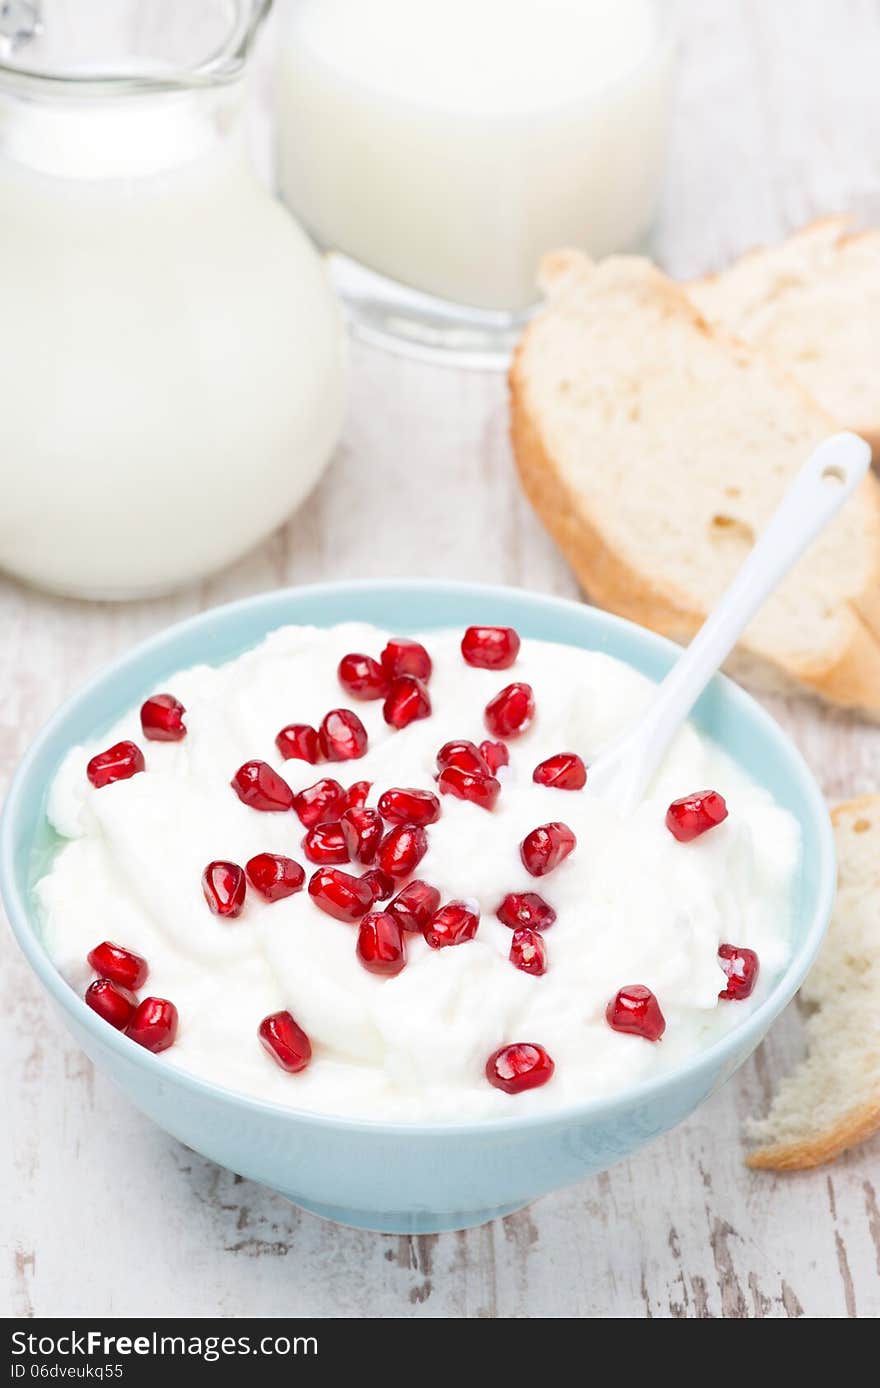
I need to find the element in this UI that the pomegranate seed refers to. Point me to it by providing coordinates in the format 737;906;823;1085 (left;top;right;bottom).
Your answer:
340;807;383;863
85;978;138;1030
360;867;395;904
509;928;547;976
356;911;407;977
293;777;346;828
308;868;374;922
437;765;500;811
338;652;389;700
258;1011;312;1073
87;741;145;789
231;760;294;812
275;723;321;764
606;985;666;1042
87;941;148;991
302;821;350;865
480;739;509;774
665;790;728;842
718;944;760;1000
378;787;441;826
424;900;480;949
486;1043;555;1094
381;637;432;682
345;780;371;811
484;683;535;739
436;740;490;776
140;693;186;742
202;861;247;918
520;821;576;877
377;824;429;879
533;752;587;791
383;675;431;730
461;625;521;670
319;708;368;762
387;880;441;933
126;997;179;1053
245;853;305;902
496;891;557;932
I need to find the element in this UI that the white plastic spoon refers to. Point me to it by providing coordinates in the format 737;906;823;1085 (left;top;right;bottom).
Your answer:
586;432;872;815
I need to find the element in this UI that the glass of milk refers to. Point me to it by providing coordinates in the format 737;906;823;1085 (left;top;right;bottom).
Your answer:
276;0;675;365
0;1;348;599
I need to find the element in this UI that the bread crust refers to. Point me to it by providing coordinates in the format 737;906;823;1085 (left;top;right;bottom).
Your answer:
688;214;854;297
746;1097;880;1171
746;796;880;1172
509;255;880;715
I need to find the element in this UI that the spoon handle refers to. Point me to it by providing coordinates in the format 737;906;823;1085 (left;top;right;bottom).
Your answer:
591;432;871;812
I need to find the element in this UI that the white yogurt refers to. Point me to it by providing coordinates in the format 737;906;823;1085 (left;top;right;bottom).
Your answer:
276;0;674;310
39;625;799;1122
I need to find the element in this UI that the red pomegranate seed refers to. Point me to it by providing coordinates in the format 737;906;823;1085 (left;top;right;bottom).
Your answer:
606;985;666;1041
303;821;350;865
480;739;509;774
87;741;145;789
424;900;480;949
533;752;587;791
318;708;368;762
484;683;535;739
509;928;547;976
87;941;148;991
377;824;428;879
85;978;138;1030
356;911;407;977
345;780;371;812
338;652;389;701
381;637;432;682
308;868;374;922
387;880;441;933
437;765;501;811
341;806;384;863
126;997;179;1053
461;625;521;670
293;777;346;828
718;944;760;1000
245;853;305;902
436;740;490;776
140;693;186;742
378;786;441;826
231;760;294;812
202;860;247;918
383;675;431;729
360;867;395;904
258;1011;312;1073
665;790;729;842
520;822;576;876
486;1043;555;1094
275;723;321;764
496;891;557;932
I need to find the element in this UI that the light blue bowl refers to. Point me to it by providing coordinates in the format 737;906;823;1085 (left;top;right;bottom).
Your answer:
1;581;834;1234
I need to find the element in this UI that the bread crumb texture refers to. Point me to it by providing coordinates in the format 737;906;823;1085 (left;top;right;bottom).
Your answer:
509;251;880;713
747;796;880;1170
690;216;880;455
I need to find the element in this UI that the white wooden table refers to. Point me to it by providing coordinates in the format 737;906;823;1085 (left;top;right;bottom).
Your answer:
3;0;880;1319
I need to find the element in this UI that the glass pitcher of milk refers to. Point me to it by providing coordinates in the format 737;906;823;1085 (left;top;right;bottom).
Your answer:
277;0;674;365
0;0;347;599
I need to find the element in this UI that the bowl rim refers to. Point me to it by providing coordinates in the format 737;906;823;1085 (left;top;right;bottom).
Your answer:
0;577;836;1138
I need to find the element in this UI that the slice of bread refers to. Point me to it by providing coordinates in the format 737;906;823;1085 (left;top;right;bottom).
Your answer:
509;250;880;714
690;216;880;455
747;796;880;1170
